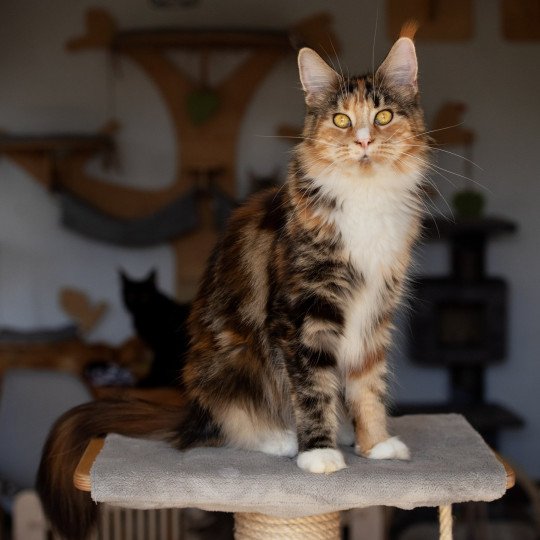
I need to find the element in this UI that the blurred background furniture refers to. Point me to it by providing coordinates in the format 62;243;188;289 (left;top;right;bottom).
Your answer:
397;216;524;448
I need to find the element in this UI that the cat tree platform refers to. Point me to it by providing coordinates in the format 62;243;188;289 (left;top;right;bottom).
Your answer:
74;414;514;539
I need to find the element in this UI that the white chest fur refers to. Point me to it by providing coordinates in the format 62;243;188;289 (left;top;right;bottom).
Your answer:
319;170;419;369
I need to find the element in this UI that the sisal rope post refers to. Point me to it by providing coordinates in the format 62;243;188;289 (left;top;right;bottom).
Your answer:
438;504;453;540
234;512;340;540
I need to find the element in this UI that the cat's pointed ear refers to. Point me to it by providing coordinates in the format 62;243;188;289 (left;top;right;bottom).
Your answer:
376;37;418;92
298;48;340;106
119;268;129;282
146;269;157;284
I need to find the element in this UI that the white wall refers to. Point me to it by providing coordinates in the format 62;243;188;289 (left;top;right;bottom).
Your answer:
1;0;539;475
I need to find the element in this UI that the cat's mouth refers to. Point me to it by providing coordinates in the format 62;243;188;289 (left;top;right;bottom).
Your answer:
356;153;387;170
349;148;384;168
358;154;373;166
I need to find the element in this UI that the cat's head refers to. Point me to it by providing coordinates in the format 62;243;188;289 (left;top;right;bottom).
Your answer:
120;269;158;310
296;38;428;190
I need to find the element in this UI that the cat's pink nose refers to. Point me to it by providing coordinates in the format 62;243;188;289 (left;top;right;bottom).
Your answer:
355;137;372;149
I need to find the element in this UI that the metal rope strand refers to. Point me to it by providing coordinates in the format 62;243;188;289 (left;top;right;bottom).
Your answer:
234;512;341;540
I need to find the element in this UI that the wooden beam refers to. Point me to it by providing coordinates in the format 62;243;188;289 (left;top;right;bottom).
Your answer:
114;29;291;51
73;438;104;492
0;134;112;154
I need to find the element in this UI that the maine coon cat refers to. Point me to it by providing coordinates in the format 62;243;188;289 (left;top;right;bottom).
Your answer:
38;35;429;540
120;269;190;387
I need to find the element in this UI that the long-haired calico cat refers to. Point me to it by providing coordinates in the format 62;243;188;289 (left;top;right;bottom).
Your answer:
38;35;429;540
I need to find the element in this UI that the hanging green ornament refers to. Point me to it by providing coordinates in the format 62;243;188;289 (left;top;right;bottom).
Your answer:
186;88;220;125
186;50;220;125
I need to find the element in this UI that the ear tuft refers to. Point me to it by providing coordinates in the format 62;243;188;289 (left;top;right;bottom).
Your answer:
376;37;418;92
399;19;419;40
298;48;340;106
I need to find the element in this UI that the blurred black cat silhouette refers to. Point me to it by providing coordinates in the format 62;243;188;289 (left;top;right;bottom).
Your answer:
120;269;190;387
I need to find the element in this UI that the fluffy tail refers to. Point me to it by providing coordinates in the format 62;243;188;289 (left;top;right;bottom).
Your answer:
37;398;193;540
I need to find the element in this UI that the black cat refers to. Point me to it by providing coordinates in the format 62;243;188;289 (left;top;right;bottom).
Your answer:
120;269;190;387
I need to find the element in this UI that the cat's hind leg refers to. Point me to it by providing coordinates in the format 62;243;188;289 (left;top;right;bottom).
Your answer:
218;405;298;457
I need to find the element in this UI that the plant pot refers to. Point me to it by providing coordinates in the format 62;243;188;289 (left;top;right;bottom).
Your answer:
452;189;485;219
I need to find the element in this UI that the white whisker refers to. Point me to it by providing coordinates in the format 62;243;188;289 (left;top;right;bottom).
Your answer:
428;161;490;193
404;144;483;171
386;122;465;145
415;171;455;218
397;150;458;188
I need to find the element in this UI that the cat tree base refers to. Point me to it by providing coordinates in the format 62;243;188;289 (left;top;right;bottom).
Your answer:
233;507;455;540
73;415;514;540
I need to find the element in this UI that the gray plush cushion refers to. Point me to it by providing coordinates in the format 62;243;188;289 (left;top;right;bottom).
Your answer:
90;414;507;517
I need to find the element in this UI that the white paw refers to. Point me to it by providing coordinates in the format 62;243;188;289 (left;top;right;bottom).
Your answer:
297;448;346;474
259;430;298;457
337;420;355;446
363;437;410;460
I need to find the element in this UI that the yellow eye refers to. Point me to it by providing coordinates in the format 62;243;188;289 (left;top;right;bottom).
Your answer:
333;113;352;129
374;109;393;126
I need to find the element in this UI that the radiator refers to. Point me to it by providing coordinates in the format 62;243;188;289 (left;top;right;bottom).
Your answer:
12;489;382;540
12;490;186;540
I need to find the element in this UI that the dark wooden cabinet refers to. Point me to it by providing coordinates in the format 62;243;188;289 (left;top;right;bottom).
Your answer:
394;216;524;447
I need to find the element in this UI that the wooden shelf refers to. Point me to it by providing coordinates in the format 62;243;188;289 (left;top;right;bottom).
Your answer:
0;134;113;154
422;215;518;240
392;402;524;433
113;28;292;51
73;438;104;492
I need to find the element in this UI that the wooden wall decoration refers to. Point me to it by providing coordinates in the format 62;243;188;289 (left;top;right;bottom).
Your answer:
431;102;475;147
0;131;114;189
0;336;150;385
59;287;108;335
387;0;473;41
431;101;476;188
1;8;339;301
502;0;540;41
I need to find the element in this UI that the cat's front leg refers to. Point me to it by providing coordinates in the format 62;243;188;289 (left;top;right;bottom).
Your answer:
346;352;410;460
286;343;346;474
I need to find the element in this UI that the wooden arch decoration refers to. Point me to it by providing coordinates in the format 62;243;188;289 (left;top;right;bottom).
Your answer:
3;9;339;300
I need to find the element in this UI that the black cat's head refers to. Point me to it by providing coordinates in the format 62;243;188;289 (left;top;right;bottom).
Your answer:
120;269;158;311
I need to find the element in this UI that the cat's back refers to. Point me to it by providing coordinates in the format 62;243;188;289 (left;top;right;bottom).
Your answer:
191;187;287;330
